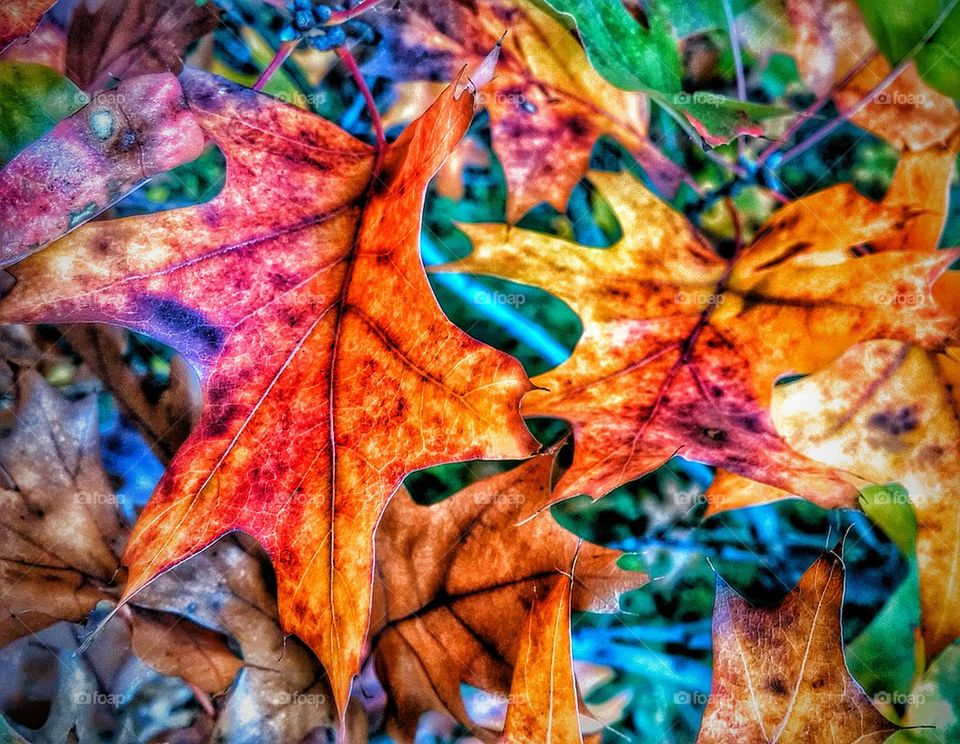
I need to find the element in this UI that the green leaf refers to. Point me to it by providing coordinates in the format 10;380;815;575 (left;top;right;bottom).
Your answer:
541;0;788;144
656;91;786;145
859;483;917;556
0;61;85;166
847;564;920;701
658;0;758;37
543;0;683;92
855;0;960;98
888;642;960;742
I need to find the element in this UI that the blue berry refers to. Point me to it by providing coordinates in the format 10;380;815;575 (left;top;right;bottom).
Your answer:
293;9;315;31
309;25;346;50
313;4;332;22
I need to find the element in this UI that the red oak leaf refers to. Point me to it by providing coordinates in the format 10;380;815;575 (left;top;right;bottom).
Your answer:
0;69;536;717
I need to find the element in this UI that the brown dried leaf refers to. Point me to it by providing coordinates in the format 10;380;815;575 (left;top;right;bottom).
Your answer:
128;605;242;696
66;0;219;92
697;554;897;744
133;537;367;743
62;324;201;464
370;452;645;741
0;370;125;645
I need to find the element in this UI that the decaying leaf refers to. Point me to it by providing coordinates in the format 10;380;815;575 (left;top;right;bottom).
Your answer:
127;605;243;696
787;0;960;150
706;141;960;661
368;0;685;221
0;68;536;716
698;553;897;743
133;536;367;743
66;0;220;92
61;324;202;464
436;169;958;507
708;341;960;662
0;0;54;52
370;452;645;741
0;72;204;265
0;370;125;646
500;565;582;744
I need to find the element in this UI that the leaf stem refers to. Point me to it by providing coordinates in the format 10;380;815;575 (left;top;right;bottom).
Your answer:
775;0;960;167
336;44;386;178
755;50;878;167
721;0;746;102
253;38;299;92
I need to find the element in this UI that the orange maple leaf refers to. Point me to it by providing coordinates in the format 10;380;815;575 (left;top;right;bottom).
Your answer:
436;169;959;507
0;69;537;717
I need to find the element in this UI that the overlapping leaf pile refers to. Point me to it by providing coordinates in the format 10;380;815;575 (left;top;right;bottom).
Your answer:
0;0;958;742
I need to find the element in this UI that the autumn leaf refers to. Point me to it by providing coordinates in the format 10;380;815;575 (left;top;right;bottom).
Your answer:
0;370;125;646
698;553;897;743
367;0;685;221
127;605;243;696
708;341;960;661
500;563;582;744
66;0;219;92
382;83;491;201
787;0;960;150
371;452;644;741
0;72;205;265
133;536;367;742
435;168;959;507
62;324;201;464
706;140;960;661
0;0;53;52
0;68;536;717
0;61;83;164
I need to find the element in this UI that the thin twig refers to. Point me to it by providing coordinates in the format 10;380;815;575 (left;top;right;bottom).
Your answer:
775;0;960;167
253;39;299;91
721;0;746;102
756;50;878;167
721;0;746;160
336;44;386;178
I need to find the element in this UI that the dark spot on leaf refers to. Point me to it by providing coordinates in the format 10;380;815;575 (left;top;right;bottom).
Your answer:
767;676;788;696
868;405;921;436
137;295;224;358
699;427;727;443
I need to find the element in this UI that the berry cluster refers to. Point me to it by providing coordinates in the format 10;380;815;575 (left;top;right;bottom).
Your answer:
283;0;346;50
